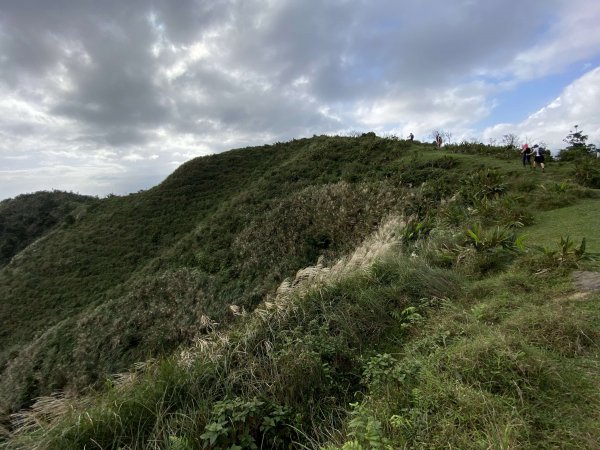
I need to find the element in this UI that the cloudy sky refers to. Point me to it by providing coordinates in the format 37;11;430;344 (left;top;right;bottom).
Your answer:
1;0;600;200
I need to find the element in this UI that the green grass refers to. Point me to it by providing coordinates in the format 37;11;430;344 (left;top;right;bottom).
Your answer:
323;249;600;449
7;232;599;449
523;197;600;252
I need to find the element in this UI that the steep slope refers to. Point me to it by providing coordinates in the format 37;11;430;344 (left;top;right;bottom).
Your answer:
1;135;440;412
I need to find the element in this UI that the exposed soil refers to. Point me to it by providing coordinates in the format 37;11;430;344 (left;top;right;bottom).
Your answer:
573;271;600;292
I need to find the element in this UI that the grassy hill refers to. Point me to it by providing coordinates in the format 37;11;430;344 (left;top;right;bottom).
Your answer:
1;135;599;449
0;135;423;411
0;191;96;268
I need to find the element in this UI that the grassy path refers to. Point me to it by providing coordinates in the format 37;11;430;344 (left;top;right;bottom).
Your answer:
523;197;600;252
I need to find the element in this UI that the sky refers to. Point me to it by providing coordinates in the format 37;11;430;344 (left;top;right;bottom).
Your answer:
1;0;600;200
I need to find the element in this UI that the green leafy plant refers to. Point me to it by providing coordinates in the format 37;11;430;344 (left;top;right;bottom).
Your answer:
200;398;293;449
460;169;507;204
464;224;523;253
441;201;469;226
471;194;534;228
551;181;570;194
362;354;400;389
167;435;194;450
346;403;393;450
401;218;434;245
534;236;598;270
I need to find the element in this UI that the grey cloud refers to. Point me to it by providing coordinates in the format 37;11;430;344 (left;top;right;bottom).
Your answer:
206;0;560;106
75;128;151;147
0;0;596;199
0;0;561;143
1;1;176;145
150;0;234;43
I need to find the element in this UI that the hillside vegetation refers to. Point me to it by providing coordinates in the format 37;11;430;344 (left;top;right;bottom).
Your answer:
1;135;600;449
1;135;420;411
0;191;96;268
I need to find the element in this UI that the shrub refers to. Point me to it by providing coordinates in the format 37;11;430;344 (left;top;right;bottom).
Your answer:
573;157;600;188
472;195;534;228
558;147;596;162
445;142;519;160
459;169;506;204
401;218;434;245
529;236;598;271
199;397;295;449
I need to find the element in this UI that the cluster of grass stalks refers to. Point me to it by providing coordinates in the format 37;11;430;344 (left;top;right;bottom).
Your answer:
5;218;461;449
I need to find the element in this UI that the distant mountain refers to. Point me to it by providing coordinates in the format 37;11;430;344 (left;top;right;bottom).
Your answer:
0;191;96;268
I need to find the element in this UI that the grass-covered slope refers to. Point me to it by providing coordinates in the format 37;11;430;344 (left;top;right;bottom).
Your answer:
1;135;442;412
2;135;600;449
524;197;600;252
0;191;96;268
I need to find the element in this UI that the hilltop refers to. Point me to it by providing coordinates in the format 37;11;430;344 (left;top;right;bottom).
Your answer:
1;135;599;449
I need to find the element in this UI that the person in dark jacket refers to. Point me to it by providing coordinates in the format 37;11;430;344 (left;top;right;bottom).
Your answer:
532;144;545;171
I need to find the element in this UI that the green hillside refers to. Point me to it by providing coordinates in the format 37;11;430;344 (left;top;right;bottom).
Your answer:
0;135;421;411
0;191;96;268
1;135;599;449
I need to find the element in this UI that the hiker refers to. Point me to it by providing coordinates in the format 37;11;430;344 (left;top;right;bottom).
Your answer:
532;144;545;171
520;143;532;168
435;134;442;148
409;132;414;142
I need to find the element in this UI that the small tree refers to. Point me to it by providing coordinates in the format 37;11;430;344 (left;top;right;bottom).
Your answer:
430;129;451;147
430;129;442;141
563;124;588;148
442;130;453;145
559;125;596;161
501;134;519;149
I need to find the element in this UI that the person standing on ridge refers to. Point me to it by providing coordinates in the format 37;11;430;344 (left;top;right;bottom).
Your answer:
435;134;442;148
532;144;545;171
409;132;414;142
520;143;532;168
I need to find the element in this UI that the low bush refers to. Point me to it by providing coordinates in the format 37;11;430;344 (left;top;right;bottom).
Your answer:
524;236;599;273
445;142;519;160
573;157;600;188
459;168;507;204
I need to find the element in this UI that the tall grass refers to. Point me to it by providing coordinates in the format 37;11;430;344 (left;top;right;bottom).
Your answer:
5;219;461;449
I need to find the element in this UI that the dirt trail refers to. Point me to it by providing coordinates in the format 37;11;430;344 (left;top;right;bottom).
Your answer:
573;271;600;292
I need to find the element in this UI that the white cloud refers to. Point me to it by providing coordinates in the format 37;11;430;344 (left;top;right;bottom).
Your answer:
0;163;127;198
353;81;493;141
506;1;600;81
483;66;600;149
